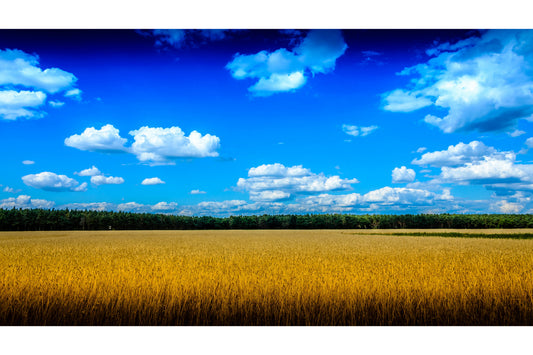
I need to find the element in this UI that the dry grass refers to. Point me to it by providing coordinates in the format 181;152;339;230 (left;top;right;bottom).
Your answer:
1;229;533;325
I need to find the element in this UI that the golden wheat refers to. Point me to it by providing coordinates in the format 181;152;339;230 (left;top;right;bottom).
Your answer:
1;229;533;325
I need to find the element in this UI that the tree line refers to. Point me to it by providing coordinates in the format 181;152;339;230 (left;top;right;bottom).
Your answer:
0;208;532;231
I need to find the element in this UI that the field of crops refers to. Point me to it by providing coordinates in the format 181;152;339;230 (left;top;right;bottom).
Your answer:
1;229;533;325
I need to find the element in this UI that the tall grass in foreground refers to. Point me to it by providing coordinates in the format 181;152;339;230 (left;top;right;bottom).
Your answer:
1;230;533;326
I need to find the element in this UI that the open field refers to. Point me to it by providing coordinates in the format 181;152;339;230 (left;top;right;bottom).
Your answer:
1;229;533;325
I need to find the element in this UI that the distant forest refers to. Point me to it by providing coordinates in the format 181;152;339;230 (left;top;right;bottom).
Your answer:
1;208;533;231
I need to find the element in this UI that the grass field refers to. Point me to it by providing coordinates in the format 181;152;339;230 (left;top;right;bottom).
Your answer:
1;229;533;326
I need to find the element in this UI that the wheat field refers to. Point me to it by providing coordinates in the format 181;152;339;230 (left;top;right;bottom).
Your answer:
1;229;533;325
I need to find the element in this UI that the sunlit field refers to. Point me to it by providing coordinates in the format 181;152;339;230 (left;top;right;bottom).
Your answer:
1;229;533;326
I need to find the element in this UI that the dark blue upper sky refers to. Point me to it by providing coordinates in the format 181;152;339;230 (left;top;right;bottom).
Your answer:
1;29;532;215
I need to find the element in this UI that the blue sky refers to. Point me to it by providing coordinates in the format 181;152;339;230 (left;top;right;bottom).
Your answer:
1;29;533;216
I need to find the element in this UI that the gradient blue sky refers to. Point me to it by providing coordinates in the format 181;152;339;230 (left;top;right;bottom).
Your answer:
1;29;533;216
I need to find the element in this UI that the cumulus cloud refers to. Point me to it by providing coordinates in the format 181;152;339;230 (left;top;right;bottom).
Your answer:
249;72;307;95
22;171;87;192
0;195;54;209
196;200;256;214
264;187;452;214
75;166;102;177
0;49;77;93
90;175;124;186
342;124;379;137
250;190;291;202
226;30;347;96
65;124;128;153
0;89;47;120
392;166;416;183
176;185;455;216
526;137;533;148
141;177;165;185
382;89;432;112
248;163;310;177
412;141;510;167
0;49;80;120
66;124;221;164
22;160;34;165
491;200;524;213
237;163;359;201
438;157;533;185
151;201;179;211
129;126;220;164
117;202;147;212
382;30;533;133
412;141;533;196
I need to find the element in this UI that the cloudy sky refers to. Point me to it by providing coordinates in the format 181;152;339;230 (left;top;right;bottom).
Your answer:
1;29;533;216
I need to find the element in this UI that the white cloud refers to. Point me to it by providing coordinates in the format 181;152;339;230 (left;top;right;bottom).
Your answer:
190;189;206;194
416;147;427;153
412;141;510;167
66;124;220;164
49;100;65;107
195;200;256;214
129;126;220;164
22;160;34;165
392;166;416;183
90;175;124;186
65;124;128;153
526;137;533;148
0;49;80;120
248;163;310;177
382;89;432;112
237;163;358;201
226;30;347;96
75;166;102;177
73;166;123;188
117;202;147;212
0;195;54;209
363;187;434;205
151;202;178;211
250;190;291;202
382;30;533;133
413;141;533;196
64;88;82;100
509;129;526;137
63;200;180;214
141;177;165;185
3;186;15;193
72;182;88;192
0;49;77;93
438;157;533;184
342;124;378;137
277;186;454;214
491;200;524;213
0;90;46;120
249;71;307;95
21;171;87;192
